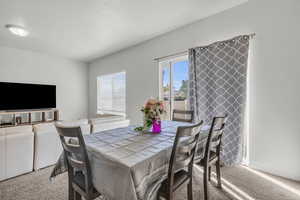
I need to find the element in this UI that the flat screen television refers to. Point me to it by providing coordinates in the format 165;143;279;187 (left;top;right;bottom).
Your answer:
0;82;56;111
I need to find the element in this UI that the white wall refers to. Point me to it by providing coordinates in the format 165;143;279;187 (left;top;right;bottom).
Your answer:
89;0;300;180
0;46;88;120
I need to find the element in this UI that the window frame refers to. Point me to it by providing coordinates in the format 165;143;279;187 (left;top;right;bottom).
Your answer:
158;54;189;120
96;71;126;116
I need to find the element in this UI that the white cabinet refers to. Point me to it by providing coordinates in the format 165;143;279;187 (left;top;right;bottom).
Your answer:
0;129;5;181
0;125;34;180
33;123;62;170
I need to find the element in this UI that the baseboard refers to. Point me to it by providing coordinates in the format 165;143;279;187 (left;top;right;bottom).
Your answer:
248;161;300;181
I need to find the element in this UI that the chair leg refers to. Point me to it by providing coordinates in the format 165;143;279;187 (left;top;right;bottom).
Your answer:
187;178;193;200
68;181;74;200
74;191;81;200
67;167;75;200
208;166;211;181
203;166;209;200
169;192;174;200
216;159;222;189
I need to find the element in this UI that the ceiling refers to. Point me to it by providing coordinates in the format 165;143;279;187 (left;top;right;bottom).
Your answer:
0;0;247;62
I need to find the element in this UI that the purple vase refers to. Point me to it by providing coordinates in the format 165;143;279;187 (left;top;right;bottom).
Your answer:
152;120;161;133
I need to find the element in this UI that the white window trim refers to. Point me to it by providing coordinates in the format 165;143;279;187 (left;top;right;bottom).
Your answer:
97;110;126;116
242;41;252;166
158;54;188;120
97;71;126;116
158;54;188;100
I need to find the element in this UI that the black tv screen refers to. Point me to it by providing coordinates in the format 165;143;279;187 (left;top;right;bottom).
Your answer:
0;82;56;111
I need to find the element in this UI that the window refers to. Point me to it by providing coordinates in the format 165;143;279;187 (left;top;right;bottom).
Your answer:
97;72;126;116
159;55;189;120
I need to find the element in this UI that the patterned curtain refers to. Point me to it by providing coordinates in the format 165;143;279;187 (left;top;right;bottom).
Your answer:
189;35;250;165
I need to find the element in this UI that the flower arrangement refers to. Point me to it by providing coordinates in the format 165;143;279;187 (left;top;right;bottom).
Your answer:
135;98;166;132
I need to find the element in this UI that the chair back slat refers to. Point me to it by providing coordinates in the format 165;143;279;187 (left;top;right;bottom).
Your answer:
172;117;191;123
55;123;93;193
177;142;196;154
174;155;194;170
69;157;86;170
177;124;200;137
167;120;203;194
61;142;83;154
174;110;193;114
56;126;81;138
203;115;227;164
210;122;225;149
172;109;194;123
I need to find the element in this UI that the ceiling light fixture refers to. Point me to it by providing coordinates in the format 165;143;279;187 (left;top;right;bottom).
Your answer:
5;24;29;37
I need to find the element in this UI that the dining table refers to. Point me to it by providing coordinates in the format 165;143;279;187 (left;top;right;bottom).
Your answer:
51;120;209;200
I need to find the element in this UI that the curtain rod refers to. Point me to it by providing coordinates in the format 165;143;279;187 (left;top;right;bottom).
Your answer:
154;33;256;61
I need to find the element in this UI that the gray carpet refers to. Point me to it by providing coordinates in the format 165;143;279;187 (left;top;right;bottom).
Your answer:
0;166;299;200
220;166;300;200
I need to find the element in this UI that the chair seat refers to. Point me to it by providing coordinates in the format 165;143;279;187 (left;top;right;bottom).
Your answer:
158;169;190;197
73;172;100;198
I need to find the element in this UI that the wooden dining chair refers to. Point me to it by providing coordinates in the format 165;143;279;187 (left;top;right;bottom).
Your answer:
56;123;100;200
172;109;194;123
157;120;203;200
195;115;227;200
